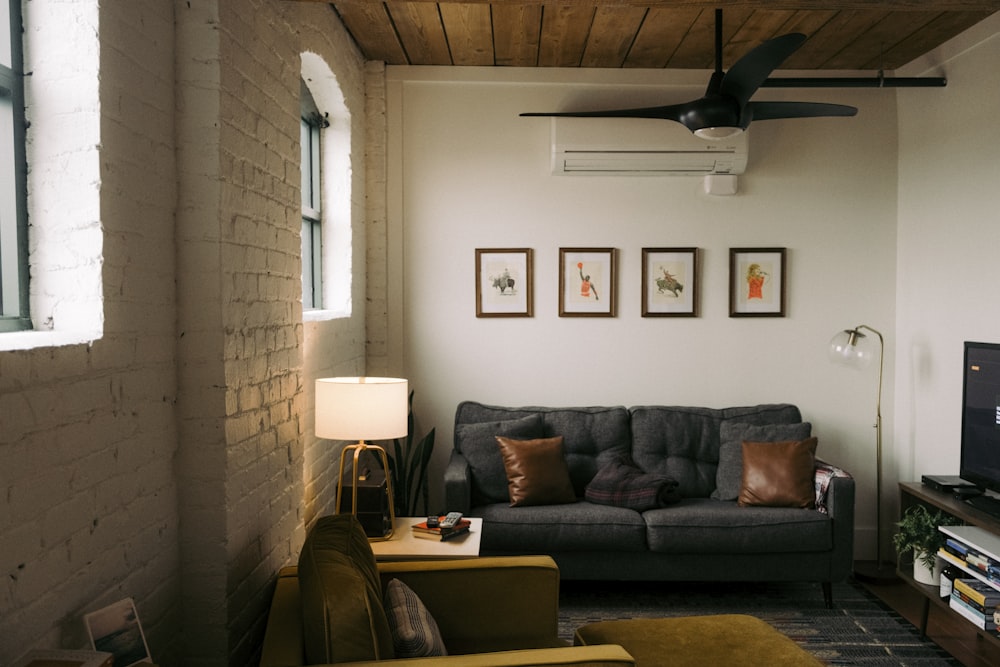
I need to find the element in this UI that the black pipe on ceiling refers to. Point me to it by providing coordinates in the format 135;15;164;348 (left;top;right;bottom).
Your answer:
763;76;946;88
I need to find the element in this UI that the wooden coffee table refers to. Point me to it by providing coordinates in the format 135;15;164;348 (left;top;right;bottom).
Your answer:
369;516;483;561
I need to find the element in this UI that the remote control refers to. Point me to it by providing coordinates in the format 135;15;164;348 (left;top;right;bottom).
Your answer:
426;515;440;528
439;511;463;529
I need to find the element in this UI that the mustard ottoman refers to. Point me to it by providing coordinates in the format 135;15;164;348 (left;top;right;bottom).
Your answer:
574;615;823;666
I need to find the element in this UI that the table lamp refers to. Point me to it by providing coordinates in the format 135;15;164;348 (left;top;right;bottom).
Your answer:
829;324;895;583
315;376;408;540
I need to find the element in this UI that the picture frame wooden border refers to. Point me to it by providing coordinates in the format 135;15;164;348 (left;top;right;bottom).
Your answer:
475;248;533;317
729;247;786;317
642;247;699;317
559;247;617;317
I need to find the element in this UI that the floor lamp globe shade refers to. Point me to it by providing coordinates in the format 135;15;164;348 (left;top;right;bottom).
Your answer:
315;377;409;441
828;329;873;367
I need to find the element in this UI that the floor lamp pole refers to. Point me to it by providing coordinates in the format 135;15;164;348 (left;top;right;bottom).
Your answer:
854;325;895;583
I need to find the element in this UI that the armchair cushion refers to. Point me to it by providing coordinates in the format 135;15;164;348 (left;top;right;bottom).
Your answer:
298;515;395;663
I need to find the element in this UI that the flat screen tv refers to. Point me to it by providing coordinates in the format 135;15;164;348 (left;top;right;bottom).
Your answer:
959;341;1000;496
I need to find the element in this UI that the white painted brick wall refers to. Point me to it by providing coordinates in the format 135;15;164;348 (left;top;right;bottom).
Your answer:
3;1;375;666
1;1;179;664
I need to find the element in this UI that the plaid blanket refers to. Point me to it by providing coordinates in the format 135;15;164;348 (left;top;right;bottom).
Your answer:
814;460;852;514
585;458;681;511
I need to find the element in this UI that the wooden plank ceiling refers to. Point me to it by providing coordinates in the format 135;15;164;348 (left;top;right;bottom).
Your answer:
297;1;1000;70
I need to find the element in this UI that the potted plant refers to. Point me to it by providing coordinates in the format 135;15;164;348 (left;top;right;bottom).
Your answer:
892;504;960;585
383;390;436;517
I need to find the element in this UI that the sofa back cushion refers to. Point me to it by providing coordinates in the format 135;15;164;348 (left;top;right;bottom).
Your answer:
454;402;631;503
298;514;395;664
630;404;802;498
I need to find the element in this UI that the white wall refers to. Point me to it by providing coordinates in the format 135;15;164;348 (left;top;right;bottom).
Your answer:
386;66;899;556
895;14;1000;482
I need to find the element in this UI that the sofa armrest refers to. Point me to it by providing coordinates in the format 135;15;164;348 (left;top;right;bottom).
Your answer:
378;556;561;655
260;566;305;667
825;475;855;581
337;645;636;666
443;450;472;513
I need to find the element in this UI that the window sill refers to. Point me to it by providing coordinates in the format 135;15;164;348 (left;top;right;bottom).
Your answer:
0;329;102;352
303;308;350;323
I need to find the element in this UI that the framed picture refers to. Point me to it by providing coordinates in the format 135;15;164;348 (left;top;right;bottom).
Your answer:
85;598;152;667
729;247;786;317
559;248;617;317
642;247;698;317
475;248;533;317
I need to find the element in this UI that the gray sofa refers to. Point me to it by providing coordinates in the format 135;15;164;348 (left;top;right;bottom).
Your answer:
444;402;855;607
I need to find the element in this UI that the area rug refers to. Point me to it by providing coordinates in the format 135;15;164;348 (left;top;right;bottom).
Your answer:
558;579;960;666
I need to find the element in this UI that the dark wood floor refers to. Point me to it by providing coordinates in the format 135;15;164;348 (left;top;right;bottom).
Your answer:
860;578;1000;667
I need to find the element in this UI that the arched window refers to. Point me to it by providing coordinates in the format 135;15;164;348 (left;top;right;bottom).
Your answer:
301;54;351;318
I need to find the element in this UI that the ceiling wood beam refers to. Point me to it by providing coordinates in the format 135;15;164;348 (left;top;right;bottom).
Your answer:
317;1;1000;10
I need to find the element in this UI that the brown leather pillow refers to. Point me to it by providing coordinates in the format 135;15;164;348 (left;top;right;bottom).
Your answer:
738;437;818;508
495;436;577;507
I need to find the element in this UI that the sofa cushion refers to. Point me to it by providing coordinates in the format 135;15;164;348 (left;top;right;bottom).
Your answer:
496;435;577;507
630;404;802;499
383;578;447;658
713;422;813;501
455;414;544;504
455;402;632;499
478;502;647;553
643;499;831;554
738;437;818;508
298;514;394;664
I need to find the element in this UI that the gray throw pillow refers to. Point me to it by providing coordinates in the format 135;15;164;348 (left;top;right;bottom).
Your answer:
712;421;812;501
454;414;543;504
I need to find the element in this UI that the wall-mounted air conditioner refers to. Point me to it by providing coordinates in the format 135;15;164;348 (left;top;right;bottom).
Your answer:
550;117;748;176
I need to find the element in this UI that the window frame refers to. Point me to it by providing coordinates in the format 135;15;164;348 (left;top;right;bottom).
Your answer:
0;0;29;332
301;83;324;311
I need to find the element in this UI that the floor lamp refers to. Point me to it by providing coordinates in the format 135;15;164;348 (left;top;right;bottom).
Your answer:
829;325;896;583
315;377;408;540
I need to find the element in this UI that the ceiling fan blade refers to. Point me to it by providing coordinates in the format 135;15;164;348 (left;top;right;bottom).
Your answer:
721;33;807;108
746;101;858;122
520;99;744;136
520;104;689;122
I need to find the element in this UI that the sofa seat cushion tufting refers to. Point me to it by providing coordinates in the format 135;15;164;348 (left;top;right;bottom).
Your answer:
642;499;832;554
476;502;647;553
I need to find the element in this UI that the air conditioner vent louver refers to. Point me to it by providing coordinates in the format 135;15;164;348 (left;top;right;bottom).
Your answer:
550;117;748;176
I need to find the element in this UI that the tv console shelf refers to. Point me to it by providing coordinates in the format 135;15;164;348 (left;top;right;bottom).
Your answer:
899;481;1000;647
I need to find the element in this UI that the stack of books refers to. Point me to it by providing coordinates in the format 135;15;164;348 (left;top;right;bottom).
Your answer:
950;578;1000;632
411;517;472;541
941;534;1000;585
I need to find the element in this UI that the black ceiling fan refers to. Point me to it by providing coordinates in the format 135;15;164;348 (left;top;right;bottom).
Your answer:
521;9;857;140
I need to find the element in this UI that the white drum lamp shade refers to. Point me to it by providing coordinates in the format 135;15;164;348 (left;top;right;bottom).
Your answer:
315;377;408;442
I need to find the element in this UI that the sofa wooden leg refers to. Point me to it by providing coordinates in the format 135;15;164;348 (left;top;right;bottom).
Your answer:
822;582;833;609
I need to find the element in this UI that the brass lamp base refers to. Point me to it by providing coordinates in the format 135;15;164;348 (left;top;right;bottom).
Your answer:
335;441;396;541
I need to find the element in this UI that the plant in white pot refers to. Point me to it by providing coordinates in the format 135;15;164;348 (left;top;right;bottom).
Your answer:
892;504;960;585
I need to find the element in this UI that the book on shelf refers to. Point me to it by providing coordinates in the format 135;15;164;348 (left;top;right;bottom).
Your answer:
411;518;472;541
944;538;969;560
950;591;998;631
953;588;996;615
954;577;1000;608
